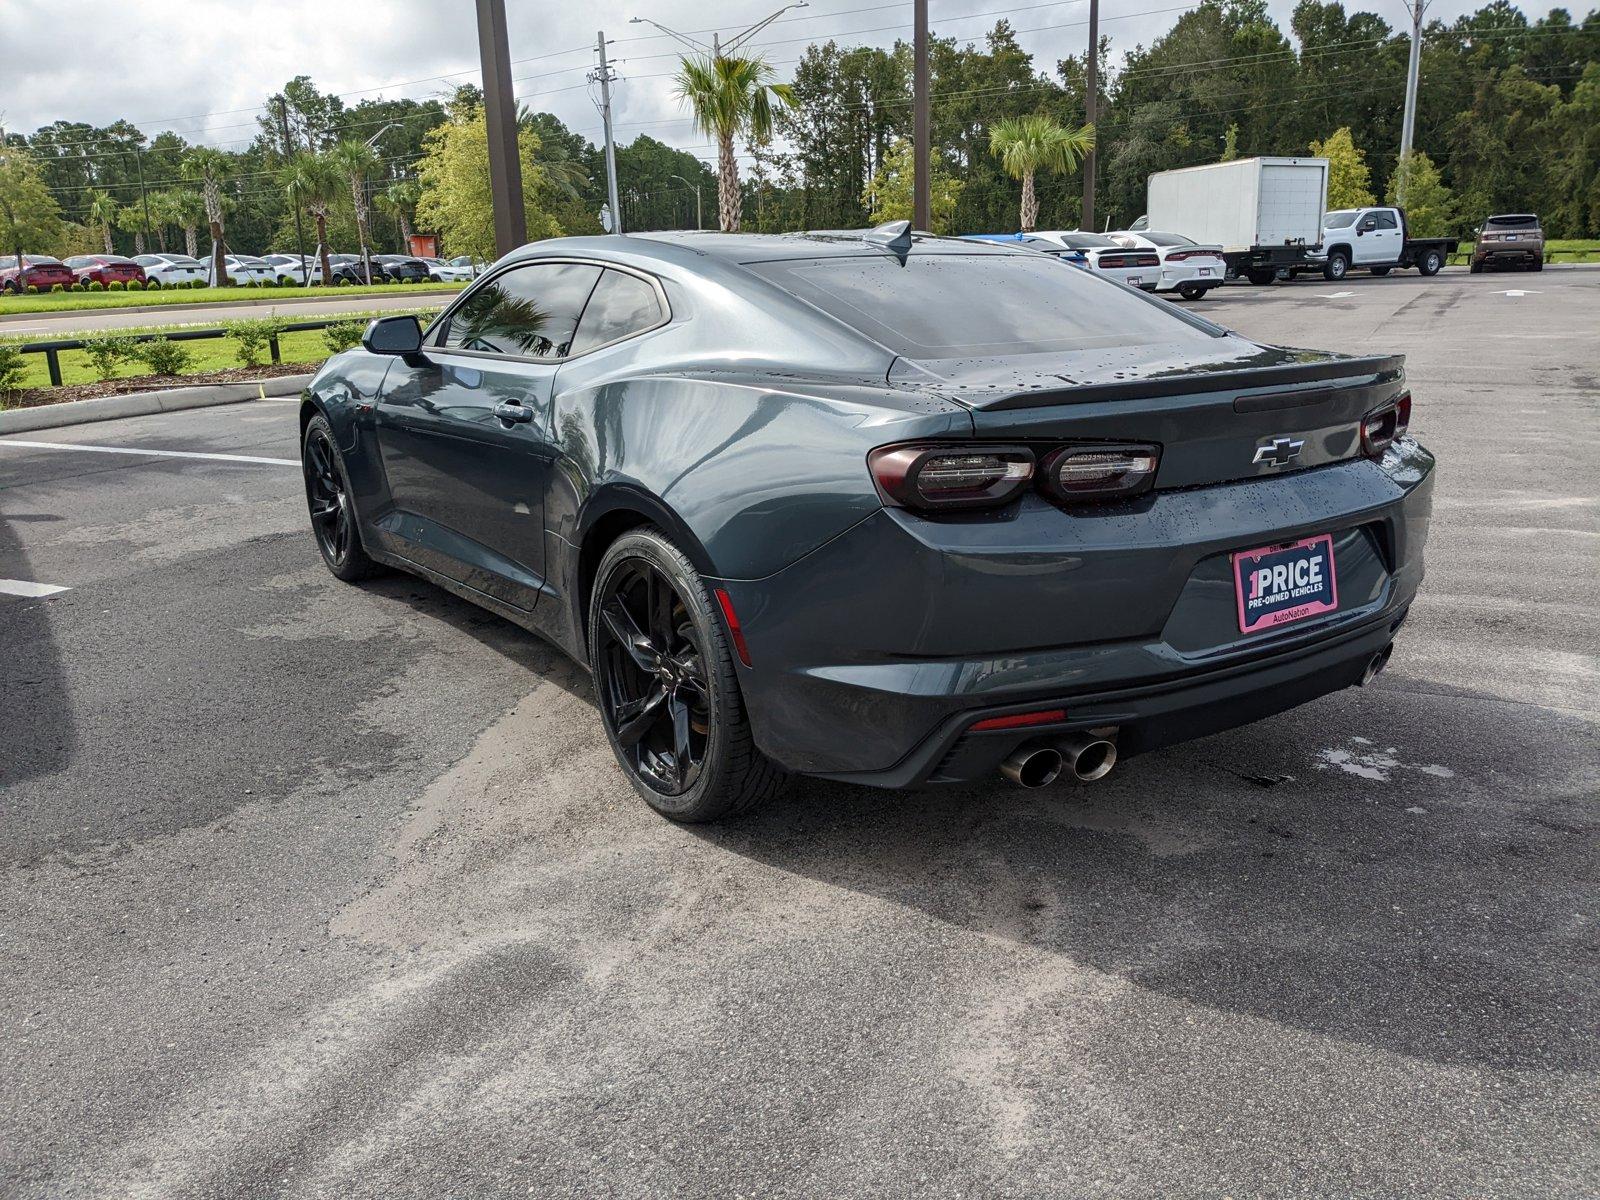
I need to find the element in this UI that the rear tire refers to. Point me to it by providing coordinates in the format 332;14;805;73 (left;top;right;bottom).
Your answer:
1322;251;1349;282
589;527;788;823
1418;250;1443;276
1371;266;1391;277
1531;258;1544;272
1178;283;1205;300
1470;259;1483;274
1246;269;1276;286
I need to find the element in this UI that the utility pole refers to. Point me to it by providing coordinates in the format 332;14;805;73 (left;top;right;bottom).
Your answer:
475;0;527;256
1397;0;1427;207
277;97;311;283
1082;0;1099;231
595;32;624;235
913;0;930;230
133;147;152;252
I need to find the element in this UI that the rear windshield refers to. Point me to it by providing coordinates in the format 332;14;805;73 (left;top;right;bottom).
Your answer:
1054;232;1119;249
749;252;1220;359
1324;211;1357;228
1486;214;1539;228
1142;232;1195;247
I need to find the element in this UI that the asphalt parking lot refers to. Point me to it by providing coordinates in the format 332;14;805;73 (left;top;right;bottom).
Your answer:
2;268;1596;1197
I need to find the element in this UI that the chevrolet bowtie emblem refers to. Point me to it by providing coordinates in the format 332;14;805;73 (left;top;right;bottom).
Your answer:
1252;436;1306;468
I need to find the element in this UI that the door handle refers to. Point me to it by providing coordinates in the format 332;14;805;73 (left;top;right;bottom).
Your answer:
494;401;533;424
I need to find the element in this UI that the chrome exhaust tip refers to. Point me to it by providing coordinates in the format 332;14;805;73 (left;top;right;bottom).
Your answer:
1055;733;1119;783
1360;644;1394;687
1000;744;1064;789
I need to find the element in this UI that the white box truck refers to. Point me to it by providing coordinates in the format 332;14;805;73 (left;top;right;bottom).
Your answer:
1144;157;1329;285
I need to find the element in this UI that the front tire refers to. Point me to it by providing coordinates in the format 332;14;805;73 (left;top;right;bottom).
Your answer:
589;527;787;822
1323;251;1349;281
302;415;382;582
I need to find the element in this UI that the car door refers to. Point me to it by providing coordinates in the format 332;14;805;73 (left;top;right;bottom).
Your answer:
372;259;603;610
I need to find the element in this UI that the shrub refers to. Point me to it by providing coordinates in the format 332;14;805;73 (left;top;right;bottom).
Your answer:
107;280;125;291
133;336;191;376
320;320;366;355
0;341;25;398
72;282;86;291
88;280;104;292
50;283;65;293
25;285;38;294
225;316;286;368
128;279;144;290
81;331;139;380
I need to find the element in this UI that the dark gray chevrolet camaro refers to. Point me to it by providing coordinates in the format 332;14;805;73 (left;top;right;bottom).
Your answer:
299;223;1435;821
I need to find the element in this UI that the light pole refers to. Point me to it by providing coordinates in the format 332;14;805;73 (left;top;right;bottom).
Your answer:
360;121;401;283
1397;0;1429;207
595;33;624;235
670;174;702;230
913;0;929;230
629;3;807;57
1082;0;1099;231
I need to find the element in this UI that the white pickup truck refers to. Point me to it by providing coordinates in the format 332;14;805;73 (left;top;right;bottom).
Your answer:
1306;206;1459;281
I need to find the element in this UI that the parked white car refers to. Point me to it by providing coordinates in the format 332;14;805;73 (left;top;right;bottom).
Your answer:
447;254;488;278
1106;231;1226;299
1028;231;1161;290
423;257;476;283
204;254;277;286
133;253;206;288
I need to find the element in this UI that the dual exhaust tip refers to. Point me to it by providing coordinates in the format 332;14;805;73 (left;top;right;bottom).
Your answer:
1000;733;1119;789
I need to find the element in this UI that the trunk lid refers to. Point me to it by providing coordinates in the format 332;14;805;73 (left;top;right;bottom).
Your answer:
888;338;1405;488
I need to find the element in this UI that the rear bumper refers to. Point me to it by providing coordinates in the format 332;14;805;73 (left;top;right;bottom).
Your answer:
720;443;1434;786
1474;247;1542;265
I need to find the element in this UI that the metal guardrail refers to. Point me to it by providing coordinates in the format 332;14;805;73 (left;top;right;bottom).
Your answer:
14;319;356;388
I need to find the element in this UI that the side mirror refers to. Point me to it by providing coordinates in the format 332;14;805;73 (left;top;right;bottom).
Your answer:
363;314;422;356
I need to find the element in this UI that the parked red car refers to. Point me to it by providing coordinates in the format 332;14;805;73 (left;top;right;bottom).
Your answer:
64;254;146;288
0;255;77;293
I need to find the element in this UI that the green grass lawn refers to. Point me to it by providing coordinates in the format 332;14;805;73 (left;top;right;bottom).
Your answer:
3;307;444;392
0;280;463;316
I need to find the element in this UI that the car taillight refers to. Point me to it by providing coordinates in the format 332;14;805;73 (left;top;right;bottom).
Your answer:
868;444;1035;510
1361;393;1412;458
1041;444;1160;501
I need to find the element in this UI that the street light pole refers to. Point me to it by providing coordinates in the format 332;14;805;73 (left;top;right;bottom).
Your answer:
671;174;702;229
1082;0;1099;231
913;0;930;231
475;0;527;256
1397;0;1428;207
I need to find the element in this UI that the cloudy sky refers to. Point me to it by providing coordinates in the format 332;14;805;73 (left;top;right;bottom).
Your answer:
1;0;1558;169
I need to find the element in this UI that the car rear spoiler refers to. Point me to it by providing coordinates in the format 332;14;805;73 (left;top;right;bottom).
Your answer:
965;353;1406;411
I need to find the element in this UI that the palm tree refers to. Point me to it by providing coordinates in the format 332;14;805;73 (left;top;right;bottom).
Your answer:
280;152;342;286
376;179;419;251
673;53;794;233
86;189;119;254
988;114;1096;233
181;148;232;285
167;189;205;258
146;189;187;253
330;140;379;282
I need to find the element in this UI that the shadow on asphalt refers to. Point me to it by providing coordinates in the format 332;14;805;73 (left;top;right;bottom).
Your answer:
0;511;76;790
693;681;1596;1074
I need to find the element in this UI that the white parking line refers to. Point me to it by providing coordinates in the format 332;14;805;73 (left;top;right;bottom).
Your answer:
0;579;70;598
0;439;296;466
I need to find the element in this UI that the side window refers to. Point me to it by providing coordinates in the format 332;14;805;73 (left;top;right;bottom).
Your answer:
569;269;665;355
1373;211;1398;229
440;262;602;358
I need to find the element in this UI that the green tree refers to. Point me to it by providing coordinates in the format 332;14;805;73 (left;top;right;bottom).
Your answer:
330;139;380;281
989;113;1096;231
114;202;151;255
1221;123;1240;160
86;189;119;254
0;144;64;267
376;179;419;251
280;151;342;285
1386;151;1456;235
414;111;560;259
674;53;795;232
1310;126;1377;209
181;148;232;285
863;137;964;231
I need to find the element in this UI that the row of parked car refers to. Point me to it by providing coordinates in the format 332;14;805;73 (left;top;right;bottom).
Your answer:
962;228;1226;300
0;250;488;293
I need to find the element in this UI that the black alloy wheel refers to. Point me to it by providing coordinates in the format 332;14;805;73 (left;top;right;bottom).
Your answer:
596;558;712;797
589;527;786;821
302;415;380;581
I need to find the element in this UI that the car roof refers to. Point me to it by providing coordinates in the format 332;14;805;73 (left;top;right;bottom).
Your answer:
503;230;1030;272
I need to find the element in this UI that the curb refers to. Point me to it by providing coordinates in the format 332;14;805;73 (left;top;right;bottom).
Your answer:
0;288;460;325
0;373;313;434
